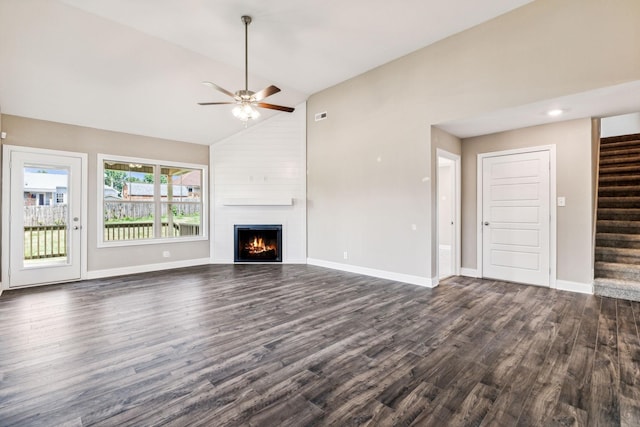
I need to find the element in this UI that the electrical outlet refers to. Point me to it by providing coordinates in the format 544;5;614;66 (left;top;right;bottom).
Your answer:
162;251;171;258
343;251;348;260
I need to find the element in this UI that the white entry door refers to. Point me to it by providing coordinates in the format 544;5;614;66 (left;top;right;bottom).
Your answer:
4;147;85;288
482;150;550;286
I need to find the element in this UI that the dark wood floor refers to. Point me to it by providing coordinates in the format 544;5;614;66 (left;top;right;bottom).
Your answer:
0;265;638;426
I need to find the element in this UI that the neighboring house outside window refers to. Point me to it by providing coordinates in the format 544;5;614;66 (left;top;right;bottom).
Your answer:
23;172;68;206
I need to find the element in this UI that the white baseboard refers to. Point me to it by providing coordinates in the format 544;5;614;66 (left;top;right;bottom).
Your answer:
86;258;211;280
555;279;593;295
307;258;435;288
460;268;479;278
284;259;307;264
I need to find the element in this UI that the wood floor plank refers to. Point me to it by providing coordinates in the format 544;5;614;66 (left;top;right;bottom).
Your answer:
617;300;640;397
558;294;599;411
548;401;588;426
0;265;637;426
590;297;622;426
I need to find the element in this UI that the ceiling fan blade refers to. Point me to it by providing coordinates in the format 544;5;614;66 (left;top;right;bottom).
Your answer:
198;101;236;105
256;103;295;113
202;81;237;99
253;85;281;101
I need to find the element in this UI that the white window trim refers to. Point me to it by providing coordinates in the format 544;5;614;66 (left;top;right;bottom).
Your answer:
97;153;208;248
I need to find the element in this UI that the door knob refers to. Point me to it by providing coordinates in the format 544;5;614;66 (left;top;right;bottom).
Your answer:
484;221;490;226
73;226;80;230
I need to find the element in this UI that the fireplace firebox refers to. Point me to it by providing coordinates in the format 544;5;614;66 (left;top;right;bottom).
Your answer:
234;225;282;262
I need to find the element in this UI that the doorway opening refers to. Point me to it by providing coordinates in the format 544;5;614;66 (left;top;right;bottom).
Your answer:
436;149;461;280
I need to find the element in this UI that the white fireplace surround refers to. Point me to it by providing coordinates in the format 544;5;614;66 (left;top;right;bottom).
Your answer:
210;103;307;264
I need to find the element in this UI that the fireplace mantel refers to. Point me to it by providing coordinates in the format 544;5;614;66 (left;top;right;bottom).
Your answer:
222;198;293;206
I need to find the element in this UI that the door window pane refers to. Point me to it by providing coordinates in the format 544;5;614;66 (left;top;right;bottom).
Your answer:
23;166;69;266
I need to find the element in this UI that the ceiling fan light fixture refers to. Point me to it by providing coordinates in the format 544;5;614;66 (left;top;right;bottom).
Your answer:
232;103;260;121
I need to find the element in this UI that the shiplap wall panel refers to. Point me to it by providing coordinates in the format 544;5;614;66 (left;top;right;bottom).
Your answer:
211;103;306;263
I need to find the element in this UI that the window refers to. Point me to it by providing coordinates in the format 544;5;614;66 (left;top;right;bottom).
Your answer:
98;155;206;246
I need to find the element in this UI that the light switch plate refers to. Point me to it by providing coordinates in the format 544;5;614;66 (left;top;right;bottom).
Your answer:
557;197;566;207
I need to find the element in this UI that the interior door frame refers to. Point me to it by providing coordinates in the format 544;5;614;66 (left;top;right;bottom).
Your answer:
476;145;557;288
2;145;88;290
436;148;461;280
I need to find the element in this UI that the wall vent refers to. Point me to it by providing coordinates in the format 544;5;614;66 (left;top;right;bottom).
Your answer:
315;111;328;122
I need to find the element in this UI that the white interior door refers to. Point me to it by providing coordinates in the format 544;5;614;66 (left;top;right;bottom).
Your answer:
482;150;550;286
5;149;83;288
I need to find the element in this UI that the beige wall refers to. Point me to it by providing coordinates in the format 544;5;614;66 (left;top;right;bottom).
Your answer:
1;114;210;273
307;0;640;282
462;119;593;284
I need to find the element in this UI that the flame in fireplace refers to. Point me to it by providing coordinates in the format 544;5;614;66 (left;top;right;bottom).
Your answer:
246;236;275;254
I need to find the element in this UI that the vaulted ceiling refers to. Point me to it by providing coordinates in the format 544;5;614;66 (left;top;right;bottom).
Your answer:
0;0;533;144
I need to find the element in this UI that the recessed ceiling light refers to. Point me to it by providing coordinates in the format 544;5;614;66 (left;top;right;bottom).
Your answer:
547;109;564;117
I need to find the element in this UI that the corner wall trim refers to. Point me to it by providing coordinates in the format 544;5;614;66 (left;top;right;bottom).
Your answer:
307;258;434;288
556;280;593;295
86;258;211;280
460;268;479;278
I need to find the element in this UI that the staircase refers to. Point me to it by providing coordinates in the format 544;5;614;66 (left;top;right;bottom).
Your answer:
594;133;640;301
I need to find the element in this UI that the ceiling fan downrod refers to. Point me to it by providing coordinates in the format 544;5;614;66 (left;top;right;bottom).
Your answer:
241;15;251;93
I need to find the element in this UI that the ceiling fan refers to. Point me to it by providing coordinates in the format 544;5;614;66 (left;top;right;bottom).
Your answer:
199;15;295;123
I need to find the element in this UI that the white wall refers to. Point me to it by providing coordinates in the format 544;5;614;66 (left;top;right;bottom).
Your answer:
211;103;306;263
601;112;640;137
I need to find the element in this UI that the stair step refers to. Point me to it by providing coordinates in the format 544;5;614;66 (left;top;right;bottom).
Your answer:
595;261;640;281
599;174;640;186
599;146;640;158
599;154;640;166
597;196;640;208
596;232;640;249
598;164;640;175
595;247;640;263
597;208;640;221
600;133;640;144
598;208;640;221
593;278;640;302
596;220;640;234
599;139;640;150
598;186;640;197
